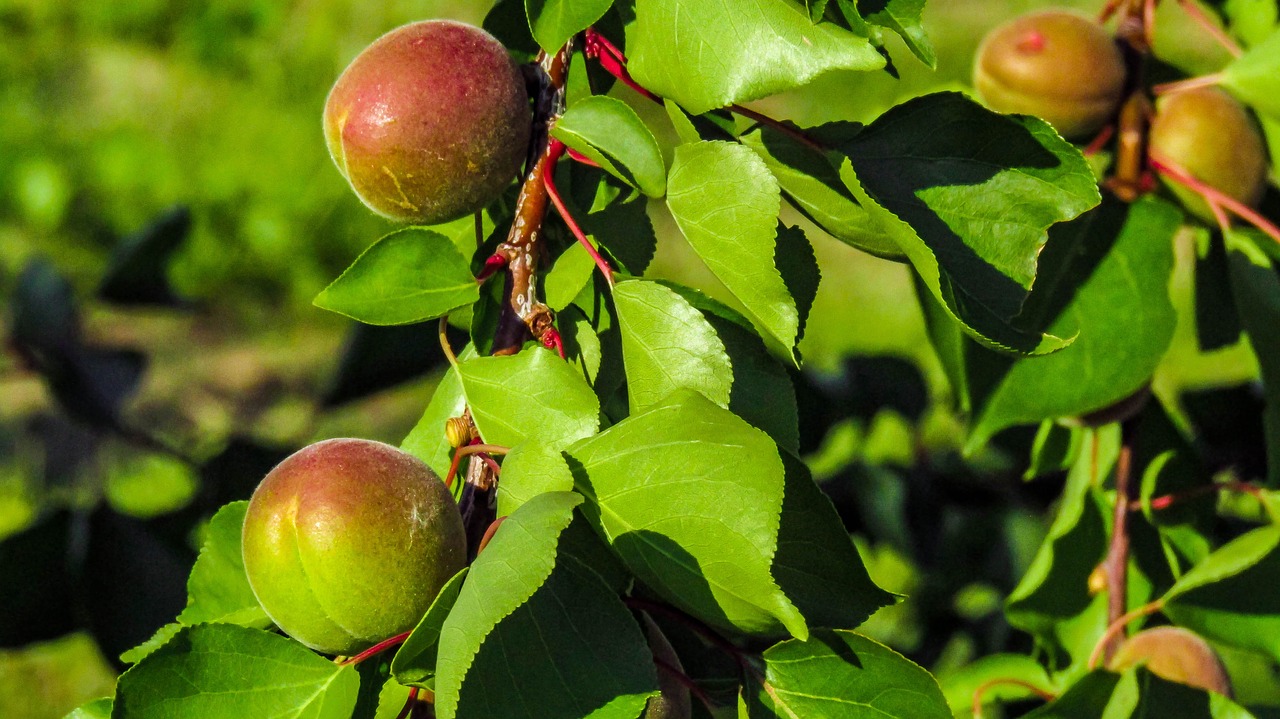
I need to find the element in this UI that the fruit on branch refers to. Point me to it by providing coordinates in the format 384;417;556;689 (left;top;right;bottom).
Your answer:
1149;86;1268;223
241;438;466;655
323;20;532;224
1109;626;1233;697
973;10;1126;138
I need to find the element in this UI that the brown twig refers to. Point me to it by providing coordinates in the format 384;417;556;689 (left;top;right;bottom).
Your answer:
1100;420;1137;664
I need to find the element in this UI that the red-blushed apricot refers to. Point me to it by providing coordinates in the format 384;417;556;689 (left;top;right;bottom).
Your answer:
324;20;531;224
1149;86;1268;223
242;438;466;655
1109;626;1233;697
974;10;1126;138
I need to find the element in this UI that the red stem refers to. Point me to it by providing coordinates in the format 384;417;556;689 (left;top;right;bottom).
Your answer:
476;515;508;555
339;631;411;666
1175;0;1242;57
394;688;420;719
545;139;615;288
583;28;659;103
1149;151;1280;246
566;147;601;167
1132;480;1265;511
971;678;1056;718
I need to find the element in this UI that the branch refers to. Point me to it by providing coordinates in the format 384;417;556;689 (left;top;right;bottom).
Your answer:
1100;420;1137;663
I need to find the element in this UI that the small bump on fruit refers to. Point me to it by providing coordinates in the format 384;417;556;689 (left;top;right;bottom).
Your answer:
974;10;1127;138
1149;86;1268;223
324;20;532;224
241;438;466;655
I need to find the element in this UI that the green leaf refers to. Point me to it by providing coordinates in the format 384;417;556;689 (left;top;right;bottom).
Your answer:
179;500;270;627
666;141;808;360
567;390;807;639
739;123;902;260
614;278;733;412
749;630;951;718
526;0;613;53
401;346;475;478
314;228;480;325
113;624;359;719
121;623;183;665
628;0;884;115
837;92;1101;354
1020;670;1121;718
1163;524;1280;662
496;442;577;516
965;196;1181;448
458;347;601;450
65;698;112;719
390;567;468;689
1005;427;1113;666
552;96;667;197
862;0;936;68
435;492;657;719
1221;29;1280;123
772;452;894;629
940;653;1054;717
1226;228;1280;486
545;241;597;312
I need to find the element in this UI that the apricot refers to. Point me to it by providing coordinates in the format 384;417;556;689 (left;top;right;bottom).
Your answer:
324;20;531;224
1109;626;1233;697
973;10;1126;138
1149;86;1268;223
241;438;466;655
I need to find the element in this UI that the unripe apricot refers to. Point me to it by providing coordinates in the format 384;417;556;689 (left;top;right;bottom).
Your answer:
1149;86;1268;223
242;438;466;655
324;20;531;224
974;11;1126;138
1109;626;1233;697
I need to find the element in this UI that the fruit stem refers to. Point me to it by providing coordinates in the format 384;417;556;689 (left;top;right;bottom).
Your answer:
1149;151;1280;246
545;139;616;288
971;678;1056;718
1151;73;1225;97
338;630;411;666
1086;599;1166;670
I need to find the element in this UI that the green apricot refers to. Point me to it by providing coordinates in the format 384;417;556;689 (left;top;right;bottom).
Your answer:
974;10;1127;138
1109;626;1233;697
323;20;531;224
242;438;466;655
1149;86;1268;223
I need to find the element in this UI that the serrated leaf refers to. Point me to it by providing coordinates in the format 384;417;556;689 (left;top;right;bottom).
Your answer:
314;228;480;325
496;442;577;515
65;698;113;719
772;452;894;629
526;0;613;53
837;92;1101;354
614;279;734;412
862;0;935;67
436;492;657;719
545;241;598;311
401;346;475;478
739;124;902;260
1221;29;1280;123
113;624;359;719
628;0;884;115
567;390;807;639
1020;670;1121;718
966;196;1181;448
749;630;951;718
458;348;601;449
121;623;183;665
1163;524;1280;662
552;96;666;197
390;567;468;688
178;500;269;627
666;141;808;360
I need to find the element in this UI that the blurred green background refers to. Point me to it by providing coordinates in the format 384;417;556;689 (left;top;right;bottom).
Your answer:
0;0;1261;717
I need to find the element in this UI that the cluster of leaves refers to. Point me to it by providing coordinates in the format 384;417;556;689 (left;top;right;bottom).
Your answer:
38;1;1280;719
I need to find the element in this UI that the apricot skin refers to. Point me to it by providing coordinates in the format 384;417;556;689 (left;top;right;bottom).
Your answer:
324;20;531;224
242;438;466;655
1149;86;1268;223
974;11;1126;139
1109;626;1233;697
